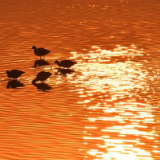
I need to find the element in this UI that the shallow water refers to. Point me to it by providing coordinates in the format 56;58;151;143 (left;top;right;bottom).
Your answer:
0;0;160;159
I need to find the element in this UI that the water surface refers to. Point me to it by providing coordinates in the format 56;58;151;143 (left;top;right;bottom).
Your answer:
0;0;160;159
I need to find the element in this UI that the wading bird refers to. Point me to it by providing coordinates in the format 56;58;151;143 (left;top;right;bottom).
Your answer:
32;71;52;84
6;70;25;80
55;60;77;68
32;46;50;59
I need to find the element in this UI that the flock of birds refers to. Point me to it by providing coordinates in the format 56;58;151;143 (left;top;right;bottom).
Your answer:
6;46;77;90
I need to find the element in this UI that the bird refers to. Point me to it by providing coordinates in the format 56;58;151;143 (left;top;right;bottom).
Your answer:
55;60;77;68
6;70;25;80
32;46;50;59
32;71;52;84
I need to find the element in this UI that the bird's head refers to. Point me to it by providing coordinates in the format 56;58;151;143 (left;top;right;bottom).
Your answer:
32;46;36;49
32;79;37;84
6;71;9;74
55;60;59;64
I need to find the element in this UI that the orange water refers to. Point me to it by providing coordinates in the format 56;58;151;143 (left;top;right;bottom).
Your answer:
0;0;160;159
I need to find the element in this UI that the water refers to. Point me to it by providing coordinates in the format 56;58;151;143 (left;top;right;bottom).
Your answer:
0;0;160;159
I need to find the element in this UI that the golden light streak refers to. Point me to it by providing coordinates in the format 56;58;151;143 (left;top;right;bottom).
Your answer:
68;45;158;160
55;45;158;160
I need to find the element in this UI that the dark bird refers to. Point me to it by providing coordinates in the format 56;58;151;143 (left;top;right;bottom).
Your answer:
32;46;50;59
32;71;52;84
55;60;77;68
32;82;52;91
55;68;75;76
33;59;50;68
6;70;25;80
7;80;24;89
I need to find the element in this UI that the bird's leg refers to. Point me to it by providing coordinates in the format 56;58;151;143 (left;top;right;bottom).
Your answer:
55;70;59;75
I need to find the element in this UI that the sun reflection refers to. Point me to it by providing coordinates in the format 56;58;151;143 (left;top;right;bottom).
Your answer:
64;45;158;160
54;45;158;159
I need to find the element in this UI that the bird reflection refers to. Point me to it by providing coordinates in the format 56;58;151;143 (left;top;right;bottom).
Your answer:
55;68;75;76
32;82;52;91
7;80;24;89
33;59;50;68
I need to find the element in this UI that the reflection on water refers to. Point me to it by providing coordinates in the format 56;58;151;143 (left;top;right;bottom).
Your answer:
55;68;75;76
56;45;159;160
0;43;159;159
32;82;52;91
33;59;50;68
0;0;160;159
7;80;24;89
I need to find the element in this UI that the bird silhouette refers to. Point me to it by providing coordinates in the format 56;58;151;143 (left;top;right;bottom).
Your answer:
6;69;25;80
55;60;77;68
33;59;50;68
32;46;50;59
32;71;52;84
55;68;75;76
7;80;24;89
32;82;52;91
